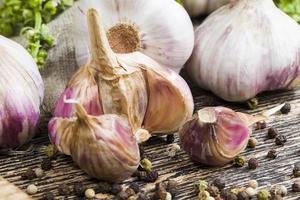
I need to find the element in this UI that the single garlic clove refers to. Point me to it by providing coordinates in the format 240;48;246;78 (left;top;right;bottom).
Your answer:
180;107;250;166
48;102;140;183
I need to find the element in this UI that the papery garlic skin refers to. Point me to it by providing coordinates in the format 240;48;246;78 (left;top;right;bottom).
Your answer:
182;0;229;17
49;104;140;183
180;107;249;166
73;0;194;73
0;36;44;149
187;0;300;102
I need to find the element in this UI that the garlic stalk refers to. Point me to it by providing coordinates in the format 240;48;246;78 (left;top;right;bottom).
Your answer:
182;0;229;17
49;101;140;182
0;36;44;149
73;0;194;73
187;0;300;102
53;8;194;135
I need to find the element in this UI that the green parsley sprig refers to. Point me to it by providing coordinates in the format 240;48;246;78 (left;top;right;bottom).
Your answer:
275;0;300;24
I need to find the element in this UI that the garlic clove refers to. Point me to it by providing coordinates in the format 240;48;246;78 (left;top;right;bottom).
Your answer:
180;107;250;166
49;102;140;183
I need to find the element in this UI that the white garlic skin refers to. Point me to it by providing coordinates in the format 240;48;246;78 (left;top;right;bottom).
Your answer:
0;36;44;149
187;0;300;102
73;0;194;73
182;0;229;17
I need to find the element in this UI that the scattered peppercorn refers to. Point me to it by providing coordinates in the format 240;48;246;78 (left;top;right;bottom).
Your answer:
42;192;55;200
168;143;181;158
34;168;44;178
248;158;258;169
128;195;138;200
125;187;136;197
136;170;148;181
293;162;300;177
268;128;278;139
129;183;140;194
292;181;300;192
168;188;177;198
212;177;226;190
85;188;95;199
226;192;238;200
111;184;123;195
73;182;86;197
246;98;258;110
41;158;53;171
234;156;246;167
147;170;159;182
44;144;58;159
275;135;287;145
98;182;112;193
167;179;178;190
118;190;130;200
21;168;36;180
270;185;287;197
280;103;291;114
195;180;208;193
166;134;175;144
247;137;258;148
248;180;258;189
271;195;283;200
255;121;267;130
267;149;278;159
237;191;249;200
207;185;220;197
245;187;257;197
141;158;152;172
26;184;38;195
198;190;211;200
58;183;71;196
257;189;270;200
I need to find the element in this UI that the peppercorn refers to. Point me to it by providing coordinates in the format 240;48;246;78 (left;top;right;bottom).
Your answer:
247;137;258;148
271;195;283;200
255;121;267;130
234;156;246;167
248;158;258;169
129;183;140;194
44;144;58;159
34;168;44;178
125;187;136;197
257;189;270;200
237;191;249;200
137;170;148;181
248;180;258;189
246;98;258;110
168;188;177;198
118;190;130;200
267;149;278;159
58;183;71;196
166;179;178;190
267;128;278;139
26;184;38;195
73;182;86;197
128;195;138;200
41;158;53;171
275;135;287;145
42;192;55;200
207;185;220;197
168;143;181;158
85;188;95;199
111;184;123;195
195;180;208;193
280;103;291;114
21;168;36;180
147;170;159;182
98;182;112;193
292;181;300;192
226;192;238;200
166;134;175;144
212;177;226;190
293;162;300;177
198;190;211;200
141;158;152;172
245;187;257;198
270;185;287;197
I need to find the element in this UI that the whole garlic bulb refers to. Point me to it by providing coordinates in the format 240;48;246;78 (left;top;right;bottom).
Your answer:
0;36;44;149
49;102;140;182
187;0;300;102
182;0;229;17
73;0;194;73
179;105;283;166
54;8;194;135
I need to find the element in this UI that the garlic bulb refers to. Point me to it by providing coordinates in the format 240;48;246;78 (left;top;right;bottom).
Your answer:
49;102;140;182
182;0;229;17
73;0;194;73
187;0;300;102
0;36;44;149
54;8;193;135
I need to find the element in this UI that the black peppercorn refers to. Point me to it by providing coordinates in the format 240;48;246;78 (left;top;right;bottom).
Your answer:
292;181;300;192
98;182;112;193
130;183;140;193
267;149;278;159
73;182;85;197
42;192;55;200
212;177;226;190
226;192;238;200
166;134;175;144
207;185;220;197
41;158;53;171
168;188;177;198
237;191;249;200
21;168;36;180
267;128;278;139
58;184;71;196
293;162;300;177
111;184;123;195
147;170;159;182
255;121;267;130
275;135;287;145
248;158;258;169
280;103;291;114
139;146;146;160
136;170;148;181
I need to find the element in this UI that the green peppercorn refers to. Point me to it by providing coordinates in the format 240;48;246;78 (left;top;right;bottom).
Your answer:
267;128;278;139
234;156;246;167
195;180;208;193
248;158;259;169
141;158;152;172
257;189;271;200
246;98;258;110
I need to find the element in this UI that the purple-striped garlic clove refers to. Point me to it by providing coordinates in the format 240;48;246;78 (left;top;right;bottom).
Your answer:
179;107;251;166
48;102;140;183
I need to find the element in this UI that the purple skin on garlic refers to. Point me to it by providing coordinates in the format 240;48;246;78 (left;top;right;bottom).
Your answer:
180;107;249;166
0;93;39;149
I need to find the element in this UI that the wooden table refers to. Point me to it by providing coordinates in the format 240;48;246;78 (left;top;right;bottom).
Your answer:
1;71;300;199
